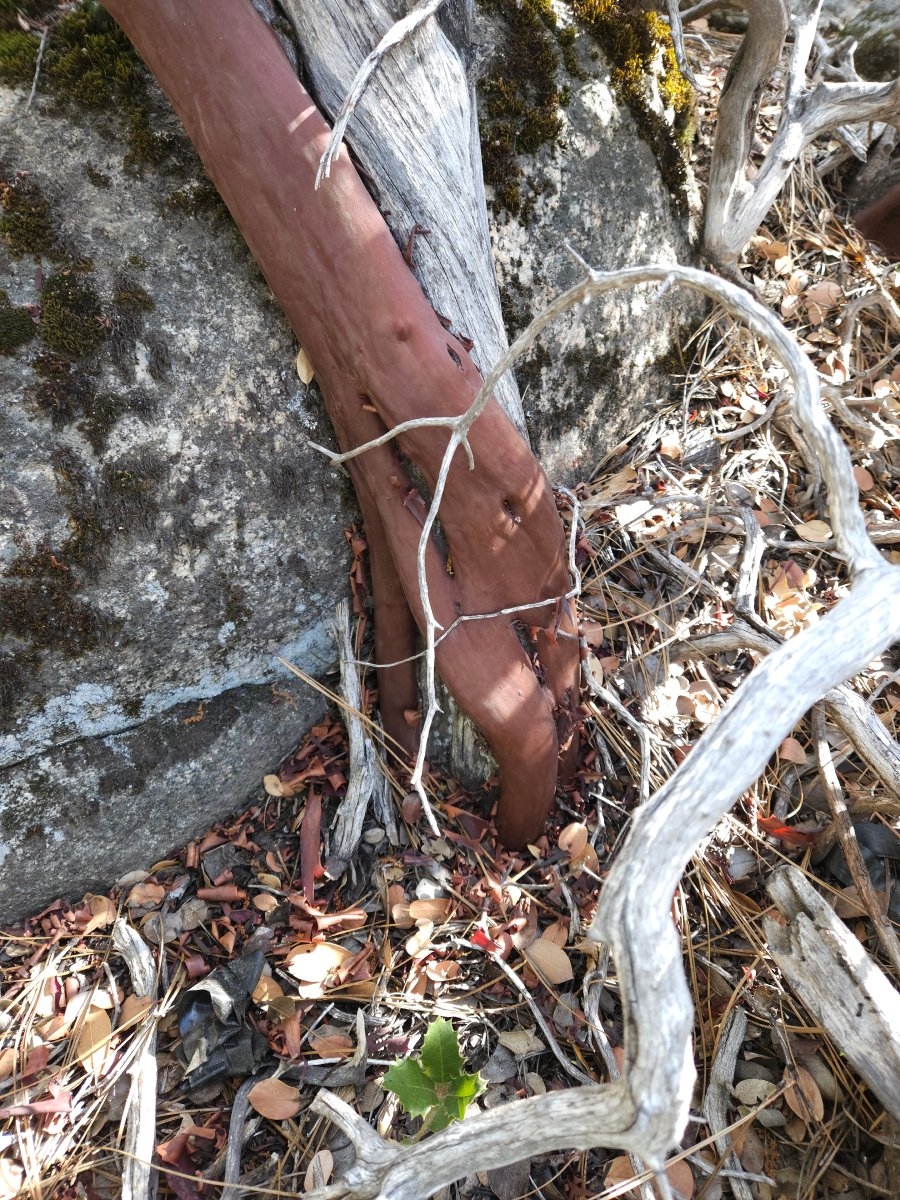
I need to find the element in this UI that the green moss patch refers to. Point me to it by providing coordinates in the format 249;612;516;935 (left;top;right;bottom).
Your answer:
0;289;36;354
478;0;571;218
40;269;105;358
0;3;174;174
571;0;694;206
0;170;64;259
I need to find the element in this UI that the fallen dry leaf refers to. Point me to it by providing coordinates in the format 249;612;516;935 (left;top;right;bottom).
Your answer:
305;1148;333;1191
248;1076;302;1120
523;938;573;985
308;1029;355;1057
794;519;832;542
284;941;352;983
558;822;588;858
408;898;452;923
783;1065;825;1123
295;347;315;385
74;1008;113;1076
778;737;807;764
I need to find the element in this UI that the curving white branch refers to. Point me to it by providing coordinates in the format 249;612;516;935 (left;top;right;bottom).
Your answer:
304;262;900;1200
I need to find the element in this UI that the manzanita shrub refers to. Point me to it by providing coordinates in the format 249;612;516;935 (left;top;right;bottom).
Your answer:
383;1018;484;1134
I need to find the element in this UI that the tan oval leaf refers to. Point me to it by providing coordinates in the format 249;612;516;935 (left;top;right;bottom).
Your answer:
304;1148;333;1191
794;519;832;542
778;737;807;764
0;1154;25;1200
263;773;285;797
604;1156;637;1192
424;959;460;983
523;938;573;985
853;466;874;491
405;920;434;958
541;922;568;948
572;842;600;876
295;347;315;385
558;822;588;857
308;1029;355;1057
252;974;285;1004
408;898;452;923
118;994;153;1029
252;893;279;913
75;1008;113;1075
284;941;352;983
391;901;415;929
783;1065;824;1122
248;1076;301;1120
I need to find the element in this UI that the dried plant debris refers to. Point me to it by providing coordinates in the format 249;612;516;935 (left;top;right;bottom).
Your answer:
2;16;900;1200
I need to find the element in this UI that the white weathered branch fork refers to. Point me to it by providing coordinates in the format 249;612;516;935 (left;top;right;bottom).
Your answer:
304;262;900;1200
702;0;900;266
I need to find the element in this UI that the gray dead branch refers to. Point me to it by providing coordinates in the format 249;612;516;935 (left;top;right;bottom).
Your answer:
702;0;900;266
302;260;900;1200
326;600;399;877
111;920;160;1200
281;0;521;426
765;865;900;1122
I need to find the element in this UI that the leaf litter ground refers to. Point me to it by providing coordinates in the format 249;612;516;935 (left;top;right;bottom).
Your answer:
2;22;900;1200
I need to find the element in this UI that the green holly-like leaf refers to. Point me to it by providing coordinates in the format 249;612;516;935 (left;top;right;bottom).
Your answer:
383;1020;485;1133
419;1017;464;1084
382;1057;439;1117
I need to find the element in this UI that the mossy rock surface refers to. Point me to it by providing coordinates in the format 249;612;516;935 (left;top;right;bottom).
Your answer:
0;77;341;919
475;2;701;481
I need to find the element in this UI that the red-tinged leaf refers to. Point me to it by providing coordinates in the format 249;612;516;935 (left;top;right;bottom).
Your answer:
757;815;821;846
300;792;323;903
0;1082;72;1119
248;1077;302;1119
195;885;246;903
471;928;501;954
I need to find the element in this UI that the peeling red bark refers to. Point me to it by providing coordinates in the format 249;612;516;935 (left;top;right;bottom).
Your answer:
102;0;579;847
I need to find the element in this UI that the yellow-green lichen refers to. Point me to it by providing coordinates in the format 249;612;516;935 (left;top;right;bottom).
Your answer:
0;289;36;354
40;270;105;358
571;0;695;205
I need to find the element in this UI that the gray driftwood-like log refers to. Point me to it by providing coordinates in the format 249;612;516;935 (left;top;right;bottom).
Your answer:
765;864;900;1122
301;265;900;1200
702;0;900;267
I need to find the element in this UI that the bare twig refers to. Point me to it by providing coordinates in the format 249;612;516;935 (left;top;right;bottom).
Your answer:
303;260;900;1200
765;865;900;1121
703;0;900;266
702;1007;753;1200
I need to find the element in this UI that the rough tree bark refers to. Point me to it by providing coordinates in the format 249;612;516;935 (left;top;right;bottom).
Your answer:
100;0;579;848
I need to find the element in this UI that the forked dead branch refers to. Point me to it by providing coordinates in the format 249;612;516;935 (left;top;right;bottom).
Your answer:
702;0;900;268
296;265;900;1199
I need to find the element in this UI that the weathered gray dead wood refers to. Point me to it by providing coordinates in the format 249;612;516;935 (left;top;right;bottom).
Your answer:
703;0;900;266
282;0;520;424
765;864;900;1122
301;264;900;1200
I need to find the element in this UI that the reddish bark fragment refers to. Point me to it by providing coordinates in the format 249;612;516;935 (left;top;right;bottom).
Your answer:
102;0;579;846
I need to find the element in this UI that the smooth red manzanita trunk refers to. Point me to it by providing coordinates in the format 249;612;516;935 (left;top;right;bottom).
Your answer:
102;0;579;847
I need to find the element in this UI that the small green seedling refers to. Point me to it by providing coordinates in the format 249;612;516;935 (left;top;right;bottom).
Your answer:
383;1018;484;1134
